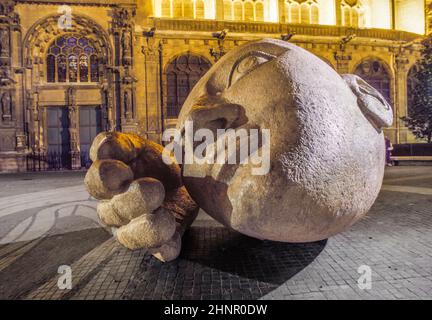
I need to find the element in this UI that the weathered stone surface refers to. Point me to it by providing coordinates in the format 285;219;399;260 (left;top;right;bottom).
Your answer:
162;186;200;235
85;39;392;260
177;38;393;243
84;159;133;200
116;208;176;250
97;200;129;227
111;177;165;220
90;131;183;191
85;133;199;262
149;231;182;262
342;74;393;129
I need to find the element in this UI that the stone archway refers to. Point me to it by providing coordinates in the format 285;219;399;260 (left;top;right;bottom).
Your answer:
23;14;114;170
165;53;212;119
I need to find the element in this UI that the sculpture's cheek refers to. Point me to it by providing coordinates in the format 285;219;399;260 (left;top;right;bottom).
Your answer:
216;109;386;243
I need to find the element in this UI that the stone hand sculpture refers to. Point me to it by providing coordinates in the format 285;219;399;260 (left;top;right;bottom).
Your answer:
85;39;392;262
84;132;199;262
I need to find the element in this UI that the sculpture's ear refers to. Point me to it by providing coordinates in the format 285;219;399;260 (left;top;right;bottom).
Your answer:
181;95;247;136
342;74;393;129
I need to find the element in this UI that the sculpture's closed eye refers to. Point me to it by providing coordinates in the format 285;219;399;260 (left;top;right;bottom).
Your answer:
228;51;276;87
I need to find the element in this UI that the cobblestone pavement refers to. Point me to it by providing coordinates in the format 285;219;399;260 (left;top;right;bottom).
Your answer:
0;166;431;300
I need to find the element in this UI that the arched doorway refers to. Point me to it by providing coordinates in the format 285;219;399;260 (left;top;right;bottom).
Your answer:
45;34;103;168
45;33;102;169
354;58;392;104
23;14;113;170
165;54;211;118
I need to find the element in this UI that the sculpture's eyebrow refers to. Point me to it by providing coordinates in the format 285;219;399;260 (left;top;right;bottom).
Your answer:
228;50;278;88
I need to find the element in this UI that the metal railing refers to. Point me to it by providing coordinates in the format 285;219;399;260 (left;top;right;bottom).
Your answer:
26;150;91;171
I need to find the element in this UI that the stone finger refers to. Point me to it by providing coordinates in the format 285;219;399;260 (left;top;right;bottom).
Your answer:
149;231;182;262
84;159;133;200
116;207;176;250
111;177;165;221
89;131;139;163
97;201;129;227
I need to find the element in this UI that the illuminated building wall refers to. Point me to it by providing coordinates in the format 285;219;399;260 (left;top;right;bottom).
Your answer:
395;0;425;34
152;0;423;34
0;0;428;172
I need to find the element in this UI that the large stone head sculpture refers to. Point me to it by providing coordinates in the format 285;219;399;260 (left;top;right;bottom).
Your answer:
177;38;392;242
85;39;392;262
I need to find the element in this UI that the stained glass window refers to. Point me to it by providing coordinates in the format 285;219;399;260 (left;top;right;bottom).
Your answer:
68;54;78;82
285;1;319;24
301;3;309;23
161;0;171;17
224;0;232;20
56;36;66;47
46;35;99;83
290;3;300;23
58;54;67;83
196;0;205;19
223;0;267;22
47;54;56;83
341;1;366;28
165;54;211;118
90;55;99;83
184;0;193;18
84;46;94;55
78;38;88;47
233;2;243;20
256;2;264;22
68;37;77;47
79;55;89;82
311;5;319;24
173;0;182;17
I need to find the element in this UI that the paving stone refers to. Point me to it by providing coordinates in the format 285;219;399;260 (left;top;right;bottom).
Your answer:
0;168;431;299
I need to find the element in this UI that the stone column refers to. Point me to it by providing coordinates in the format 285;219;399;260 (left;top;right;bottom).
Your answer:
110;6;139;134
141;36;162;141
0;2;15;128
25;90;35;149
393;51;410;144
67;87;81;170
426;0;432;35
0;1;26;172
101;83;114;132
333;50;352;74
11;8;25;152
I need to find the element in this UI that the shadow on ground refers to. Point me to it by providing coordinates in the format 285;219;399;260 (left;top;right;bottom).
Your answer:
0;225;110;299
123;226;326;300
